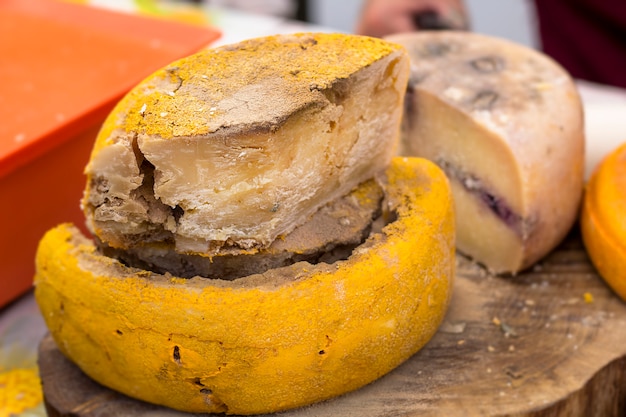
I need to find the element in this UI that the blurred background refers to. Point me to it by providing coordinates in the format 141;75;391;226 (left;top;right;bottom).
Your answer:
306;0;538;47
195;0;538;47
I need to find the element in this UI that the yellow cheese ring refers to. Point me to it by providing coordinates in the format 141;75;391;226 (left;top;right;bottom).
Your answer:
581;142;626;300
34;157;454;415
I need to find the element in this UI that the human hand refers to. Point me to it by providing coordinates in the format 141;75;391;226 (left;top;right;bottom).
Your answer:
355;0;469;38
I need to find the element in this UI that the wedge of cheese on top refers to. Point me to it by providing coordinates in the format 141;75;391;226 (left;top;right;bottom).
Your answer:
82;33;410;255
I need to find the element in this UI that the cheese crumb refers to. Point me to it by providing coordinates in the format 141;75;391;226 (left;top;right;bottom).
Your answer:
443;86;466;101
0;368;43;415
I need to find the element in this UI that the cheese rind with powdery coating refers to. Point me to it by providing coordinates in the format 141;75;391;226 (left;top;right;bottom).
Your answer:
36;157;455;415
82;33;410;255
387;31;584;273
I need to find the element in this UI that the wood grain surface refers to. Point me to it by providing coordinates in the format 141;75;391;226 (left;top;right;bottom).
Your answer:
38;227;626;417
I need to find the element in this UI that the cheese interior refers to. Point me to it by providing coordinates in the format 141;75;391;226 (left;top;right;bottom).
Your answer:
141;64;402;253
409;91;526;272
98;177;384;279
83;34;409;255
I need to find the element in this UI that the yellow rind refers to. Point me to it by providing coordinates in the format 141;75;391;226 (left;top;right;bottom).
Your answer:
581;142;626;300
34;157;455;415
93;32;402;145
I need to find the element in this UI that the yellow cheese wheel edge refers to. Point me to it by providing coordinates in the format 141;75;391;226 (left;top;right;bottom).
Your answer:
34;157;455;415
581;142;626;300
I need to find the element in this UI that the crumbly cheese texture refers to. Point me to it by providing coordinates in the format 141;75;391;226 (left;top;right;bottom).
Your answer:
83;33;409;255
387;31;585;273
99;178;384;280
35;157;455;415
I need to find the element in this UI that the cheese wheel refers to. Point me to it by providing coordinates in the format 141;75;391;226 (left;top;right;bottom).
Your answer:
387;31;585;273
82;33;410;255
581;142;626;300
35;157;455;415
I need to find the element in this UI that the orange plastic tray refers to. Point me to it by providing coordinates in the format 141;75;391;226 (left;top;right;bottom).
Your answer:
0;0;220;307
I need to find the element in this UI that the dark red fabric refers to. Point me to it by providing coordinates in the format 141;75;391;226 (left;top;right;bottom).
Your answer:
533;0;626;88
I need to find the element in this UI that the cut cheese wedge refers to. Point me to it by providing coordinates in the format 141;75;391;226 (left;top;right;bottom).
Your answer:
387;31;585;273
82;33;410;255
35;157;455;415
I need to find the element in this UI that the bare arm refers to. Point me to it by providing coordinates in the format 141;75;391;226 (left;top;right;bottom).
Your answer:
355;0;469;38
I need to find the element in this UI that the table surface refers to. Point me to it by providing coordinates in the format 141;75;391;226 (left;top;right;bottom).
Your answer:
2;2;626;416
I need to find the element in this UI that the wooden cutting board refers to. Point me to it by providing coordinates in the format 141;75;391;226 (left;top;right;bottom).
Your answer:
38;226;626;417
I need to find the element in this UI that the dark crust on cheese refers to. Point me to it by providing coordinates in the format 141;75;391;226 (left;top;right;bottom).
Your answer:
83;33;408;256
98;179;385;280
436;158;535;239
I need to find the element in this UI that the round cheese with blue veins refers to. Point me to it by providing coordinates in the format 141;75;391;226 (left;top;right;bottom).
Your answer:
387;31;584;274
